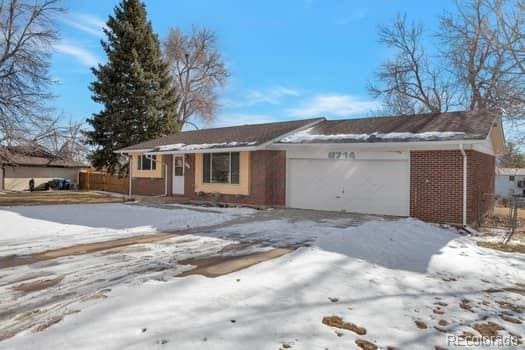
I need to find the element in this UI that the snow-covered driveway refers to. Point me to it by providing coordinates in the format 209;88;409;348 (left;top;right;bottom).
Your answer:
0;203;523;349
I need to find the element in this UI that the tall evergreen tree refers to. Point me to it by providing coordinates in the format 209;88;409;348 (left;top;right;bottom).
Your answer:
85;0;177;173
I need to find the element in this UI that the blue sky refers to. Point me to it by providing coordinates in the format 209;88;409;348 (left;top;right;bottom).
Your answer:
53;0;455;129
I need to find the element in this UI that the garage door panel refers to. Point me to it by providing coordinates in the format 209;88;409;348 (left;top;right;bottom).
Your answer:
287;159;409;216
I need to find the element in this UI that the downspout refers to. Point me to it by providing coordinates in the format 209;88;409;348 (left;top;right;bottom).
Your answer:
163;162;168;197
459;144;476;233
124;154;132;199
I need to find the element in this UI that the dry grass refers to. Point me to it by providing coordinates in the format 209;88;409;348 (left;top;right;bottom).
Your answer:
500;314;522;324
0;191;125;206
178;248;290;278
472;321;505;337
477;241;525;253
322;316;367;335
12;276;64;294
493;206;525;219
0;232;181;269
355;339;378;350
495;300;524;313
459;298;474;312
414;320;427;329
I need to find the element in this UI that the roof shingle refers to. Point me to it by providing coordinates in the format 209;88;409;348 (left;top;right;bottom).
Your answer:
279;110;498;144
117;118;323;152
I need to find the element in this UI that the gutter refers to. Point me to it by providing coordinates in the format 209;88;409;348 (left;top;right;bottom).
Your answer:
145;145;260;155
270;139;483;150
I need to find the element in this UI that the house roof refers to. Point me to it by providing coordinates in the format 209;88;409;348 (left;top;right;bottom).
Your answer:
116;110;500;154
0;146;88;168
496;168;525;176
116;118;324;153
279;110;499;144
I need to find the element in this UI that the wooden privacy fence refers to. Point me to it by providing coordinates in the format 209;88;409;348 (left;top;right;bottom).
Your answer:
79;170;128;194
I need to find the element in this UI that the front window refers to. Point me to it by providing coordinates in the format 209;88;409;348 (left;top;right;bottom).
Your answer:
509;176;515;181
203;152;240;184
138;155;156;171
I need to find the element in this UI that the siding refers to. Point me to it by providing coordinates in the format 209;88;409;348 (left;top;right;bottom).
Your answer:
4;166;80;191
130;155;171;196
184;150;286;206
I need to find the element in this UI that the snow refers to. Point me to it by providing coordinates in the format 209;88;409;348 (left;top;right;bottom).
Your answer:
0;203;254;255
0;206;524;350
280;127;467;143
155;141;257;152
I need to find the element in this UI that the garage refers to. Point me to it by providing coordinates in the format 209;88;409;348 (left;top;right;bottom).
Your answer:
1;146;88;191
286;153;410;216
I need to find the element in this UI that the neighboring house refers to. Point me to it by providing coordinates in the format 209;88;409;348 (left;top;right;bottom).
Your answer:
495;168;525;197
0;146;88;191
116;110;505;226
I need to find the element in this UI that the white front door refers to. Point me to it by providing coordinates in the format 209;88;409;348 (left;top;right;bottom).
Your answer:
172;156;185;195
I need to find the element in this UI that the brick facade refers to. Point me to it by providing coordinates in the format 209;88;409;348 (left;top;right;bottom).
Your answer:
131;149;495;224
410;150;495;226
467;150;495;224
131;155;172;196
184;151;286;207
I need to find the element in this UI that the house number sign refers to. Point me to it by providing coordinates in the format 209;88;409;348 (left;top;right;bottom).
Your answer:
328;152;355;160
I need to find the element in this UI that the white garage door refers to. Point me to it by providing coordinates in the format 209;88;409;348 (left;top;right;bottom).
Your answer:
287;158;409;216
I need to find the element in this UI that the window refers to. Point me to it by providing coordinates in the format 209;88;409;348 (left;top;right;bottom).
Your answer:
174;157;184;176
138;155;156;171
203;152;240;184
509;176;515;181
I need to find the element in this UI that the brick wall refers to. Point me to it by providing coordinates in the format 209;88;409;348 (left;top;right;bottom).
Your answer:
410;150;495;225
184;150;286;207
410;150;464;224
131;155;172;196
467;150;495;225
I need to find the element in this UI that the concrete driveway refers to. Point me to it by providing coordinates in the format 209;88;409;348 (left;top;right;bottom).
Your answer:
0;202;384;341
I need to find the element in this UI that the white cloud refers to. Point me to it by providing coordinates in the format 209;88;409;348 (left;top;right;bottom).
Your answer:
335;8;367;25
60;13;107;38
54;42;100;67
226;86;300;108
287;94;380;117
247;86;300;104
214;113;278;127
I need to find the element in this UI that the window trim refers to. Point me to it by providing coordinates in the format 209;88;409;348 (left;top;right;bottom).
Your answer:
203;152;240;185
137;155;157;171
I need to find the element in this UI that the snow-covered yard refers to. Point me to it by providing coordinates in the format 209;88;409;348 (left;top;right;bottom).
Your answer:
0;203;523;349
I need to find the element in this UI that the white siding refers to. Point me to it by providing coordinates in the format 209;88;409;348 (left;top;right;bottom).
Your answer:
4;166;80;191
495;174;525;197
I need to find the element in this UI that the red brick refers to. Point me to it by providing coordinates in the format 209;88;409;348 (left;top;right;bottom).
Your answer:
130;155;172;196
184;151;286;206
410;150;494;225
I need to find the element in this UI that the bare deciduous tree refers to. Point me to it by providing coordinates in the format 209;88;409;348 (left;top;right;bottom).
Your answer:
492;0;525;75
0;0;62;147
368;15;457;115
44;120;88;162
370;0;525;136
163;26;229;129
440;0;524;116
